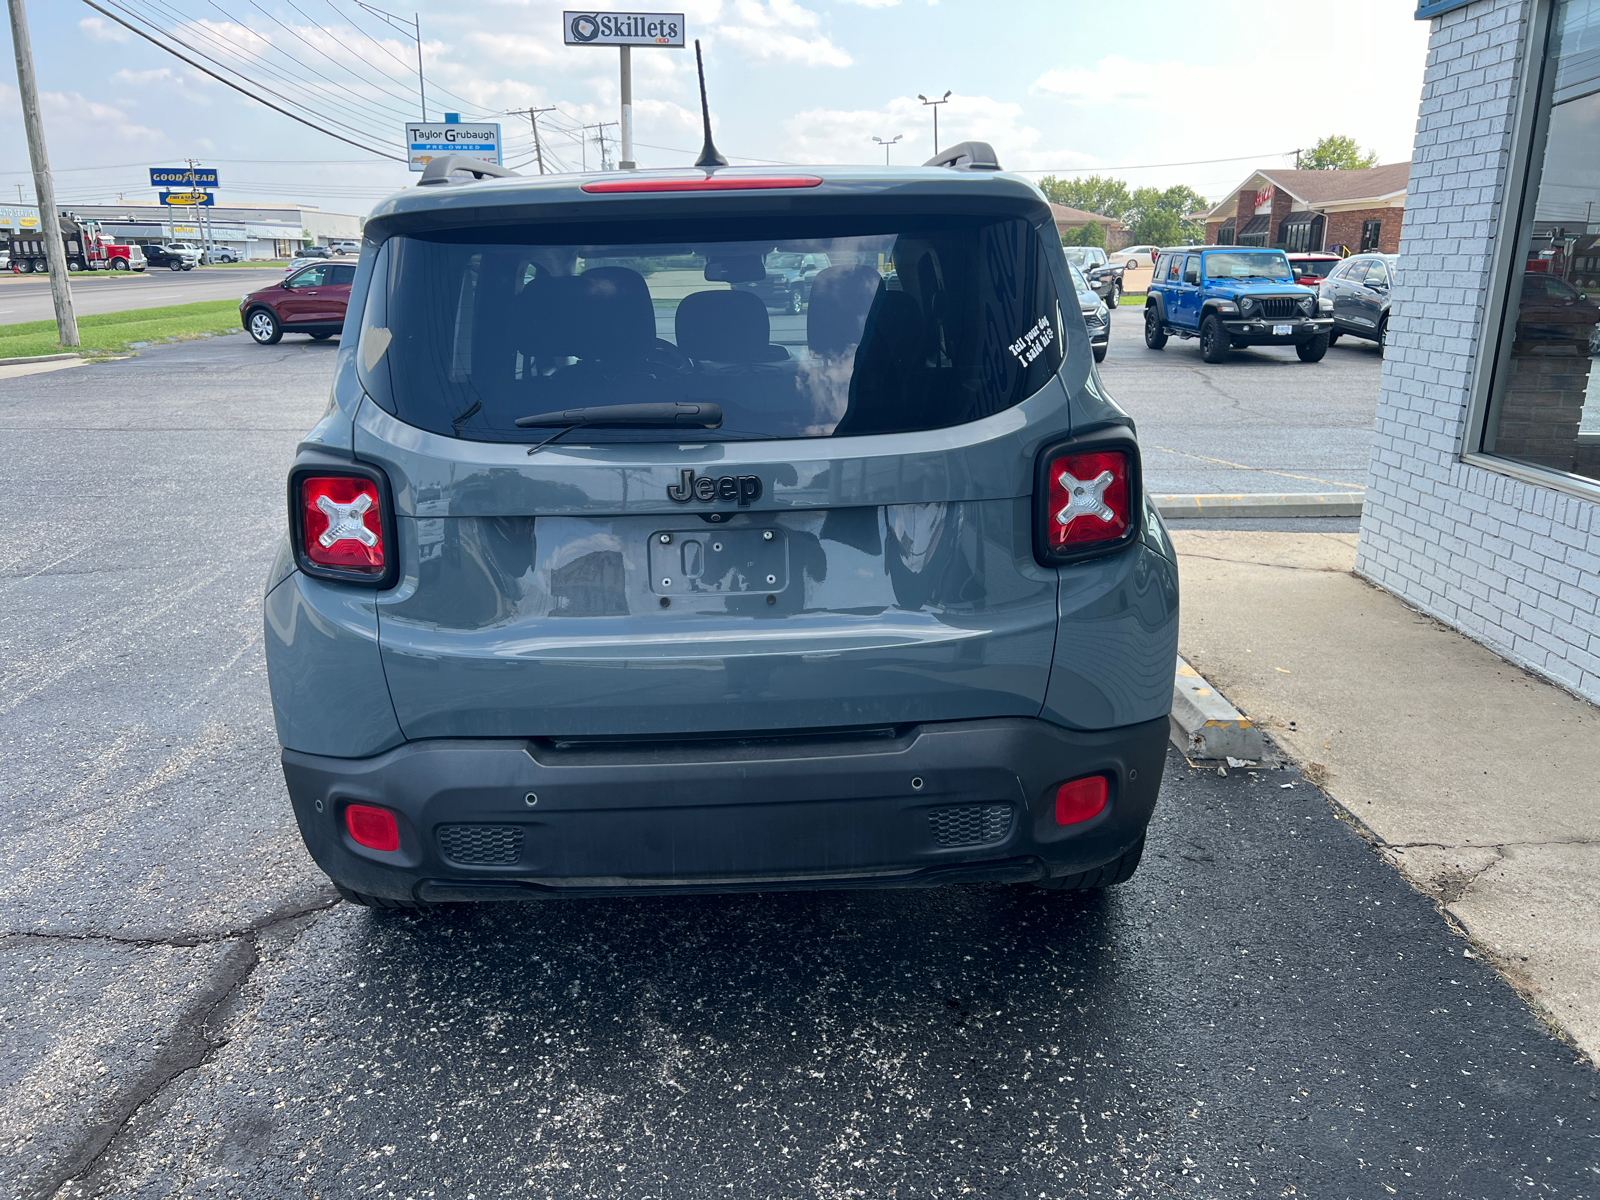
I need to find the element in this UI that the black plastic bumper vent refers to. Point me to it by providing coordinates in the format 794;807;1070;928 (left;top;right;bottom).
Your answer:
437;824;524;865
926;804;1012;847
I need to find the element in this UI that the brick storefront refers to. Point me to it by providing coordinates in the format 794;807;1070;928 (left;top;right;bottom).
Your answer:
1201;164;1411;252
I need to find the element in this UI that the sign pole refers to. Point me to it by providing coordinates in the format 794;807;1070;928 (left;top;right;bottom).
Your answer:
6;0;77;346
619;45;635;170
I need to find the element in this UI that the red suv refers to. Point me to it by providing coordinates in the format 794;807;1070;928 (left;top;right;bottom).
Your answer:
241;261;357;345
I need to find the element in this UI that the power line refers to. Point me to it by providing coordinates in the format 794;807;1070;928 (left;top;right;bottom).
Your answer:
79;0;405;159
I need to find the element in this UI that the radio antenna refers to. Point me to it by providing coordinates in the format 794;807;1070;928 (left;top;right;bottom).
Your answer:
693;40;728;168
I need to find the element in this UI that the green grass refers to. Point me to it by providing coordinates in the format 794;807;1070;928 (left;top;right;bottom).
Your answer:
0;300;243;359
1117;293;1148;307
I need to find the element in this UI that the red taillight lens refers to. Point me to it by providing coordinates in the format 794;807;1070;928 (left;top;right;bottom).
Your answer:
1044;450;1130;548
345;804;399;851
581;174;823;193
1055;776;1108;826
299;475;384;574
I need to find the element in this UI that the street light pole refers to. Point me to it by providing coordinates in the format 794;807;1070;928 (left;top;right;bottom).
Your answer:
917;91;951;156
356;1;425;119
6;0;77;346
872;134;902;165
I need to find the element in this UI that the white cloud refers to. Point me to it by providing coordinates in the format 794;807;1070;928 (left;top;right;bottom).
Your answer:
1032;56;1211;111
713;25;851;67
40;92;162;143
79;17;130;43
838;0;900;6
780;93;1067;169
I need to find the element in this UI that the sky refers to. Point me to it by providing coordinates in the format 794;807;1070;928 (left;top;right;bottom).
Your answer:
1;0;1434;217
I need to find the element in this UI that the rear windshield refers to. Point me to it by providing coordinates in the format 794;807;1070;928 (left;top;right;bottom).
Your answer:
357;214;1064;442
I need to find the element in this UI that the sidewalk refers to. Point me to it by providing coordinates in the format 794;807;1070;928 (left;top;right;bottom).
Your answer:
1171;529;1600;1061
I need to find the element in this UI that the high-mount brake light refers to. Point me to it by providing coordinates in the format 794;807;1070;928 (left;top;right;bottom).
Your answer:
581;174;823;194
297;474;387;577
1043;449;1131;550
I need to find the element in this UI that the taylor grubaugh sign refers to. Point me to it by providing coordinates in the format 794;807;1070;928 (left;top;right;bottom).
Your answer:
405;123;504;172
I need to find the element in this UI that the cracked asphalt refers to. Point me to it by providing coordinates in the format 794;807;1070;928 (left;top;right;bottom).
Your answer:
2;335;1597;1200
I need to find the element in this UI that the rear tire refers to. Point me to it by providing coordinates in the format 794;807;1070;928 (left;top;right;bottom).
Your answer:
1296;333;1330;363
1034;836;1145;891
1143;305;1167;350
1200;314;1231;363
247;308;282;345
1377;316;1388;356
334;883;429;910
310;331;334;340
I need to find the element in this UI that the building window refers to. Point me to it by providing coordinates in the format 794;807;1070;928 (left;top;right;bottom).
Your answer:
1360;220;1382;252
1217;219;1235;245
1280;213;1326;253
1478;0;1600;484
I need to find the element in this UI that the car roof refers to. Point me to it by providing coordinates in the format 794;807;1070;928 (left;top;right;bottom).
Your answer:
362;164;1051;237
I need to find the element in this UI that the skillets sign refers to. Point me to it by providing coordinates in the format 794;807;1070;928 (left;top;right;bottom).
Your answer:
563;11;685;45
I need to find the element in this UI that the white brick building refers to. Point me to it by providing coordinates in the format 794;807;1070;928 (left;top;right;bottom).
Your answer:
1357;0;1600;702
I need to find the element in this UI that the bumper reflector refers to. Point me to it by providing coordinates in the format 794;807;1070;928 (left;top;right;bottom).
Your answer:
346;803;399;852
1055;776;1108;826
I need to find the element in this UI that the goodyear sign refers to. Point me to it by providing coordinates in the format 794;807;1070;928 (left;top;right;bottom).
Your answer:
150;167;219;188
406;122;503;173
563;11;685;46
159;191;216;206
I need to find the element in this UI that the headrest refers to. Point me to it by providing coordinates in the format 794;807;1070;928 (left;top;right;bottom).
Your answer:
675;289;788;362
569;266;656;361
807;265;884;358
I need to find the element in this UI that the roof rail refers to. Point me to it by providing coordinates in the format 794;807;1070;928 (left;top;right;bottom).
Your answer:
924;141;1002;171
417;155;519;187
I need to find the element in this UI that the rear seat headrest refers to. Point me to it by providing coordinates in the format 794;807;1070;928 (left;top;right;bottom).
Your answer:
675;289;789;362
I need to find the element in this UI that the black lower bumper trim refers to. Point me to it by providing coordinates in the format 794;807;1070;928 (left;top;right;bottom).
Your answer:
281;715;1169;902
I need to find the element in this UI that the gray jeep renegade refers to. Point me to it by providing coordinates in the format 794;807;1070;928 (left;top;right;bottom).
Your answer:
263;145;1179;908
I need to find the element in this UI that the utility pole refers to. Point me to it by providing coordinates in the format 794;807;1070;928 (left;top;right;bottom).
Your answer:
917;91;951;156
873;134;902;164
507;106;556;174
187;157;214;265
7;0;77;346
582;122;618;172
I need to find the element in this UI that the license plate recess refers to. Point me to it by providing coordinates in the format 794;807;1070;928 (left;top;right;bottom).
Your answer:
649;528;789;595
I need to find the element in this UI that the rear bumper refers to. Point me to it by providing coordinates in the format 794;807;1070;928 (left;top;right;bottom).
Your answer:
282;716;1169;902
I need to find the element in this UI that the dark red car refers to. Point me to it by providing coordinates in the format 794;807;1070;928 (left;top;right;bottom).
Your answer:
241;261;357;344
1287;252;1343;287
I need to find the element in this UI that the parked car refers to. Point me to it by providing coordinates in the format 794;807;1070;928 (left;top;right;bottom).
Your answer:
1145;245;1333;362
240;261;357;344
1287;252;1342;287
1320;253;1397;351
1068;262;1110;362
283;255;329;275
0;250;8;270
206;246;239;264
1110;245;1157;270
262;147;1178;909
296;245;332;259
1513;270;1599;348
1064;246;1120;305
733;251;831;314
329;240;361;256
142;243;199;271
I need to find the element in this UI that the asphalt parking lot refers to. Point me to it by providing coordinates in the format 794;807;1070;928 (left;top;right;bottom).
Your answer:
2;335;1595;1198
1099;301;1384;496
0;265;289;324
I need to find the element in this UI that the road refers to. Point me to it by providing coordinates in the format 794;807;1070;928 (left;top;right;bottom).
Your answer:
0;265;288;324
0;336;1594;1198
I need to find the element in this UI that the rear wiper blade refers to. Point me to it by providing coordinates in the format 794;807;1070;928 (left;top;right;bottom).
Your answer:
514;402;723;456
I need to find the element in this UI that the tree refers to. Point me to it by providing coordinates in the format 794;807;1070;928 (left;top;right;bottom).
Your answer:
1061;220;1106;248
1037;174;1130;220
1300;135;1379;171
1124;185;1209;245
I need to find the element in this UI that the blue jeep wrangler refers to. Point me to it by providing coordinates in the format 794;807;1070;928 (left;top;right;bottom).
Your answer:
1144;246;1333;363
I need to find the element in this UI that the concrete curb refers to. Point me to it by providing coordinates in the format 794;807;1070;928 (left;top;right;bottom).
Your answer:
1170;656;1265;761
0;352;79;367
1155;492;1364;520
